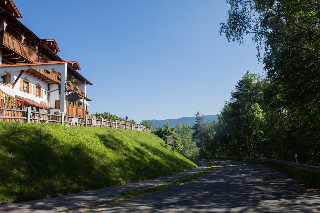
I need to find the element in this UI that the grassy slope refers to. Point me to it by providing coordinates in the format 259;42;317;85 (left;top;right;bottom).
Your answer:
0;123;196;203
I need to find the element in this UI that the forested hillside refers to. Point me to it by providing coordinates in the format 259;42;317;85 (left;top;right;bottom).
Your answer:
149;115;217;129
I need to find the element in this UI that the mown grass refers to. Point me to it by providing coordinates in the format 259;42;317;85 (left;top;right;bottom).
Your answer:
213;157;320;190
0;123;197;203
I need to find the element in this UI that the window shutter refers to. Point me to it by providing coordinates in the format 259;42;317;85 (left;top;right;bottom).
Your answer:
33;85;36;96
19;79;23;91
40;87;43;98
4;74;10;84
28;82;32;94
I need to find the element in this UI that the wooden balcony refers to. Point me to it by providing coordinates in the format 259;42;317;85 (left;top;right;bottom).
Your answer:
25;70;86;97
26;68;61;84
67;83;85;97
55;100;89;116
0;31;38;62
67;105;89;116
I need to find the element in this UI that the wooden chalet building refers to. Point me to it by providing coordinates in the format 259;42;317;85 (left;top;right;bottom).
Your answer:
0;0;92;116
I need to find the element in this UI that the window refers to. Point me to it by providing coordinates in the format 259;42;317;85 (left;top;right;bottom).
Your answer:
20;78;31;94
23;80;29;92
36;85;40;97
33;84;43;97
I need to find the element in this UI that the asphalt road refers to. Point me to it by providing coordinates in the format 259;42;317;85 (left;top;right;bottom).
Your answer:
90;160;320;212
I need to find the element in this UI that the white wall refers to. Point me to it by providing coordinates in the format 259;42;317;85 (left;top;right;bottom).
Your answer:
0;71;89;110
0;71;49;104
48;84;59;108
75;82;86;96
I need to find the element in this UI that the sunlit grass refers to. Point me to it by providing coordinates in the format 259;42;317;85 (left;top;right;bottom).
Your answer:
0;123;196;203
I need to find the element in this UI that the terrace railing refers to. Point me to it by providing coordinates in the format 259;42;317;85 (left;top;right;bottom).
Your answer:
0;89;25;122
0;31;38;62
0;90;150;132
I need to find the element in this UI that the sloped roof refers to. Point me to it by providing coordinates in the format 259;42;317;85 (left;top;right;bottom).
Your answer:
68;61;81;70
41;39;60;54
0;0;22;18
16;96;49;109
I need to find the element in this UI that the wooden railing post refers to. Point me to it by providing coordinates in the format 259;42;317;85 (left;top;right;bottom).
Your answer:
27;107;31;123
61;112;65;126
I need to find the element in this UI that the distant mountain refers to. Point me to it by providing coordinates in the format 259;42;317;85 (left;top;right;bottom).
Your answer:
148;115;218;129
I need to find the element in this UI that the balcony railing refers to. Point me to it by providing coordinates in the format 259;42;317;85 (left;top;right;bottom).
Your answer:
55;100;88;116
27;68;61;84
67;82;85;96
26;70;86;97
1;31;38;62
66;105;88;116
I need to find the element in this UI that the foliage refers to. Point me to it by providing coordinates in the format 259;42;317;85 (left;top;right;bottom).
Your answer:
0;123;196;203
92;112;136;124
191;112;216;156
207;0;320;165
175;123;198;158
201;71;320;166
149;115;218;129
192;112;205;148
140;120;153;130
153;122;182;152
204;73;266;157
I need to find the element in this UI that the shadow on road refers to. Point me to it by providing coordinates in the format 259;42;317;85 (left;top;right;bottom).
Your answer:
98;160;320;212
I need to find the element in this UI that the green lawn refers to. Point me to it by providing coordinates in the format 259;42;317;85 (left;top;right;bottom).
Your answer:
0;123;196;203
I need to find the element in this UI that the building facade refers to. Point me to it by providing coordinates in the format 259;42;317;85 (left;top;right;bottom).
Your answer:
0;0;92;116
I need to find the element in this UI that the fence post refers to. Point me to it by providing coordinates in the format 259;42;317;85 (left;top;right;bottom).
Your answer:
85;115;88;127
115;120;118;129
27;107;31;123
61;112;65;126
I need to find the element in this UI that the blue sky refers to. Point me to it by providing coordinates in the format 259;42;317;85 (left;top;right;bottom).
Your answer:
15;0;264;122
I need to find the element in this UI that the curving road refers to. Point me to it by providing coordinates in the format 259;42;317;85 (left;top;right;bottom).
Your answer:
91;160;320;212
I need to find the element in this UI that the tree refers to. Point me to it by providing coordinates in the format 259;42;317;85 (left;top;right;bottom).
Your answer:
91;112;136;124
192;112;205;148
175;122;198;157
140;120;153;130
153;122;182;152
220;0;320;113
220;0;320;165
205;72;268;157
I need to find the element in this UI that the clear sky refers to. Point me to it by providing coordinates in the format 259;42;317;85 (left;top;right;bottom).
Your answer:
14;0;264;123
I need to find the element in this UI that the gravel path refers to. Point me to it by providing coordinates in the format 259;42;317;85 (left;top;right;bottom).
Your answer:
91;160;320;212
